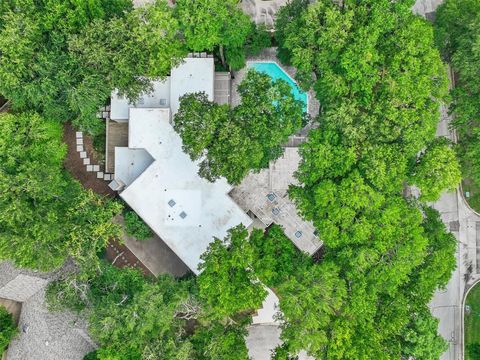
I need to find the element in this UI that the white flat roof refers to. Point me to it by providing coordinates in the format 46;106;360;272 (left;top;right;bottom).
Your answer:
120;108;252;273
114;147;154;187
110;57;214;120
110;78;171;121
170;57;215;115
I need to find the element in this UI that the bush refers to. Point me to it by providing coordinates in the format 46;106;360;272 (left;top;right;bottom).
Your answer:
83;350;99;360
0;305;17;353
467;343;480;359
124;210;153;240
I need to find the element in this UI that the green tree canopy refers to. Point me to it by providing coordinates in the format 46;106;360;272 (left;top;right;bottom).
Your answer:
274;0;458;357
410;138;461;201
192;322;250;360
0;305;17;353
197;225;267;319
48;260;252;360
174;70;305;184
48;263;193;360
435;0;480;195
0;113;121;271
174;0;252;69
0;0;185;133
123;210;153;240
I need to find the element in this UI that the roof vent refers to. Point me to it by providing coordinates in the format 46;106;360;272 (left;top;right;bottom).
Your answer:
180;211;187;219
168;199;176;207
295;231;302;238
272;208;280;216
159;98;167;106
267;193;276;202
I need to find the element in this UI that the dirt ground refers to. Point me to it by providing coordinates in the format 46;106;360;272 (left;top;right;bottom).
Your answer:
105;239;155;278
63;122;186;278
63;123;114;197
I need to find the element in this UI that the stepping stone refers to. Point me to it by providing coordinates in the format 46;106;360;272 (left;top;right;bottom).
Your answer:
106;105;111;111
83;158;90;165
96;171;104;179
102;111;109;118
76;138;83;145
80;151;87;159
103;173;112;181
75;132;83;139
93;165;100;172
86;165;94;172
76;145;84;152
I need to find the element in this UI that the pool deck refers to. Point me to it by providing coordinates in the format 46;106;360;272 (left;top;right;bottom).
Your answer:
232;47;320;118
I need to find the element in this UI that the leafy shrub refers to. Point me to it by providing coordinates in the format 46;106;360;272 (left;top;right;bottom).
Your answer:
467;343;480;359
124;210;153;240
83;350;99;360
0;305;17;352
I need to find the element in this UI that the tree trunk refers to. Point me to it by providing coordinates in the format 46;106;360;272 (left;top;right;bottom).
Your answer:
219;45;226;68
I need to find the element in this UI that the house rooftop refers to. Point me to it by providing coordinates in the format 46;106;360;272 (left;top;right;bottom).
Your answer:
118;108;252;274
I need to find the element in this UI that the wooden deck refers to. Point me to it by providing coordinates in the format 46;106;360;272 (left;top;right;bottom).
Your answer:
214;72;231;105
106;120;128;174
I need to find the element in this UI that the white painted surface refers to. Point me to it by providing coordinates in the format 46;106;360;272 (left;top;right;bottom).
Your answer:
114;147;154;187
110;78;170;121
252;287;280;325
119;108;252;274
170;57;215;115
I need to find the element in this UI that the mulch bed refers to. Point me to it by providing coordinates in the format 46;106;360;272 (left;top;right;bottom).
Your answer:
63;122;166;277
105;239;155;278
63;122;114;197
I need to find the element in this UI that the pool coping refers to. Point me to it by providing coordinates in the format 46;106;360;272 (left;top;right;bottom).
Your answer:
246;60;309;112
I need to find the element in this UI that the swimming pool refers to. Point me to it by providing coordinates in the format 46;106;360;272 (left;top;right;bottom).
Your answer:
247;61;308;113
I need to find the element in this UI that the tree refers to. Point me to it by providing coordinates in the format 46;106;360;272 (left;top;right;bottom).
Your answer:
192;322;250;360
0;305;17;353
275;0;310;65
467;343;480;360
175;0;251;68
250;225;311;288
277;263;346;357
226;24;272;71
0;0;185;133
123;210;153;240
197;225;267;319
410;138;461;201
174;70;304;184
49;262;193;360
0;113;122;271
274;0;457;357
434;0;480;60
435;0;480;198
399;306;448;360
174;92;229;161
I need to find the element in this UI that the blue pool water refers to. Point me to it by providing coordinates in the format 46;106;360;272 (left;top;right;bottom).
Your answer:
248;62;308;113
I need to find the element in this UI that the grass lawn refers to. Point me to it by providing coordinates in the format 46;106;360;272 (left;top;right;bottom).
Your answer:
462;179;480;214
465;282;480;359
